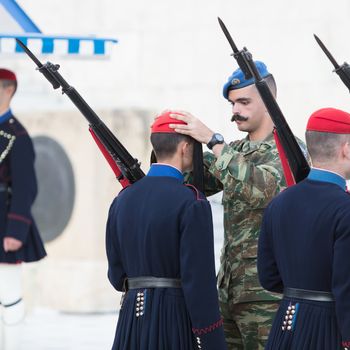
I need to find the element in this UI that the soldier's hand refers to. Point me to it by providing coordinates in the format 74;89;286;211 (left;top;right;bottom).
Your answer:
3;237;23;252
168;110;214;144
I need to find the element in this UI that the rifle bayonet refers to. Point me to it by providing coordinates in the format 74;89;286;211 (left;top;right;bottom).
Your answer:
314;34;350;93
217;17;239;54
313;34;340;70
217;17;252;80
16;39;61;90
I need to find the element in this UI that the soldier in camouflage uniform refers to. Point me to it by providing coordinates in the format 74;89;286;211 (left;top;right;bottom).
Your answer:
168;61;306;349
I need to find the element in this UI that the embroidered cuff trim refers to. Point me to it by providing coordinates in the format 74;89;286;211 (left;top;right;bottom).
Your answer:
192;318;224;336
8;213;31;225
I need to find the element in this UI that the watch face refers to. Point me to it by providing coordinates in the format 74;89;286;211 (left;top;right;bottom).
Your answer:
215;133;224;142
207;133;224;150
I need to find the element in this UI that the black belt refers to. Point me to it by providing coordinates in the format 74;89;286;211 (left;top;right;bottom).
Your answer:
126;277;181;290
284;287;335;302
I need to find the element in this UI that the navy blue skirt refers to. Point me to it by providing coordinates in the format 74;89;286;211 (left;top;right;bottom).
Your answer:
112;288;195;350
266;297;342;350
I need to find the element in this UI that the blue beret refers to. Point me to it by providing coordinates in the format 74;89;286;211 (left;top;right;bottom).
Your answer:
222;61;272;99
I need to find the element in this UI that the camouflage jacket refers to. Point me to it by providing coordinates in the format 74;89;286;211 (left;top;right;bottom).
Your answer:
202;133;295;304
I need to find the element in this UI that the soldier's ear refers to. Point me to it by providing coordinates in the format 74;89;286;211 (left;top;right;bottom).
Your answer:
343;141;350;160
178;140;187;156
5;85;15;99
181;141;193;160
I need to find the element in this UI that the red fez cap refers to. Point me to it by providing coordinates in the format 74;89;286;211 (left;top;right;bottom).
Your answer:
0;69;16;82
307;108;350;134
151;111;187;133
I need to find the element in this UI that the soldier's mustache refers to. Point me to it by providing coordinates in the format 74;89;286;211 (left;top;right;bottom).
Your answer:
231;114;249;122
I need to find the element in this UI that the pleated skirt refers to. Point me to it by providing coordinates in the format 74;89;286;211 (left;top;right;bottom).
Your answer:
265;297;342;350
112;288;195;350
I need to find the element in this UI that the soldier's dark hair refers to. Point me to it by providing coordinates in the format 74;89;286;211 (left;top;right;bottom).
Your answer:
305;130;350;162
0;79;17;96
151;133;194;160
264;75;277;97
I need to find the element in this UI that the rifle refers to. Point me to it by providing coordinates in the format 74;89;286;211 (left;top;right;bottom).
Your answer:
16;39;145;188
314;34;350;93
218;18;310;184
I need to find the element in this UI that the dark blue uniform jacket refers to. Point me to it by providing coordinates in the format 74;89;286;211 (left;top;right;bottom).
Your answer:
258;168;350;349
106;164;227;350
0;110;46;263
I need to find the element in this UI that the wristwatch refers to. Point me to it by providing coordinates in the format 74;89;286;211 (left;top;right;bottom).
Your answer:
207;133;224;150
